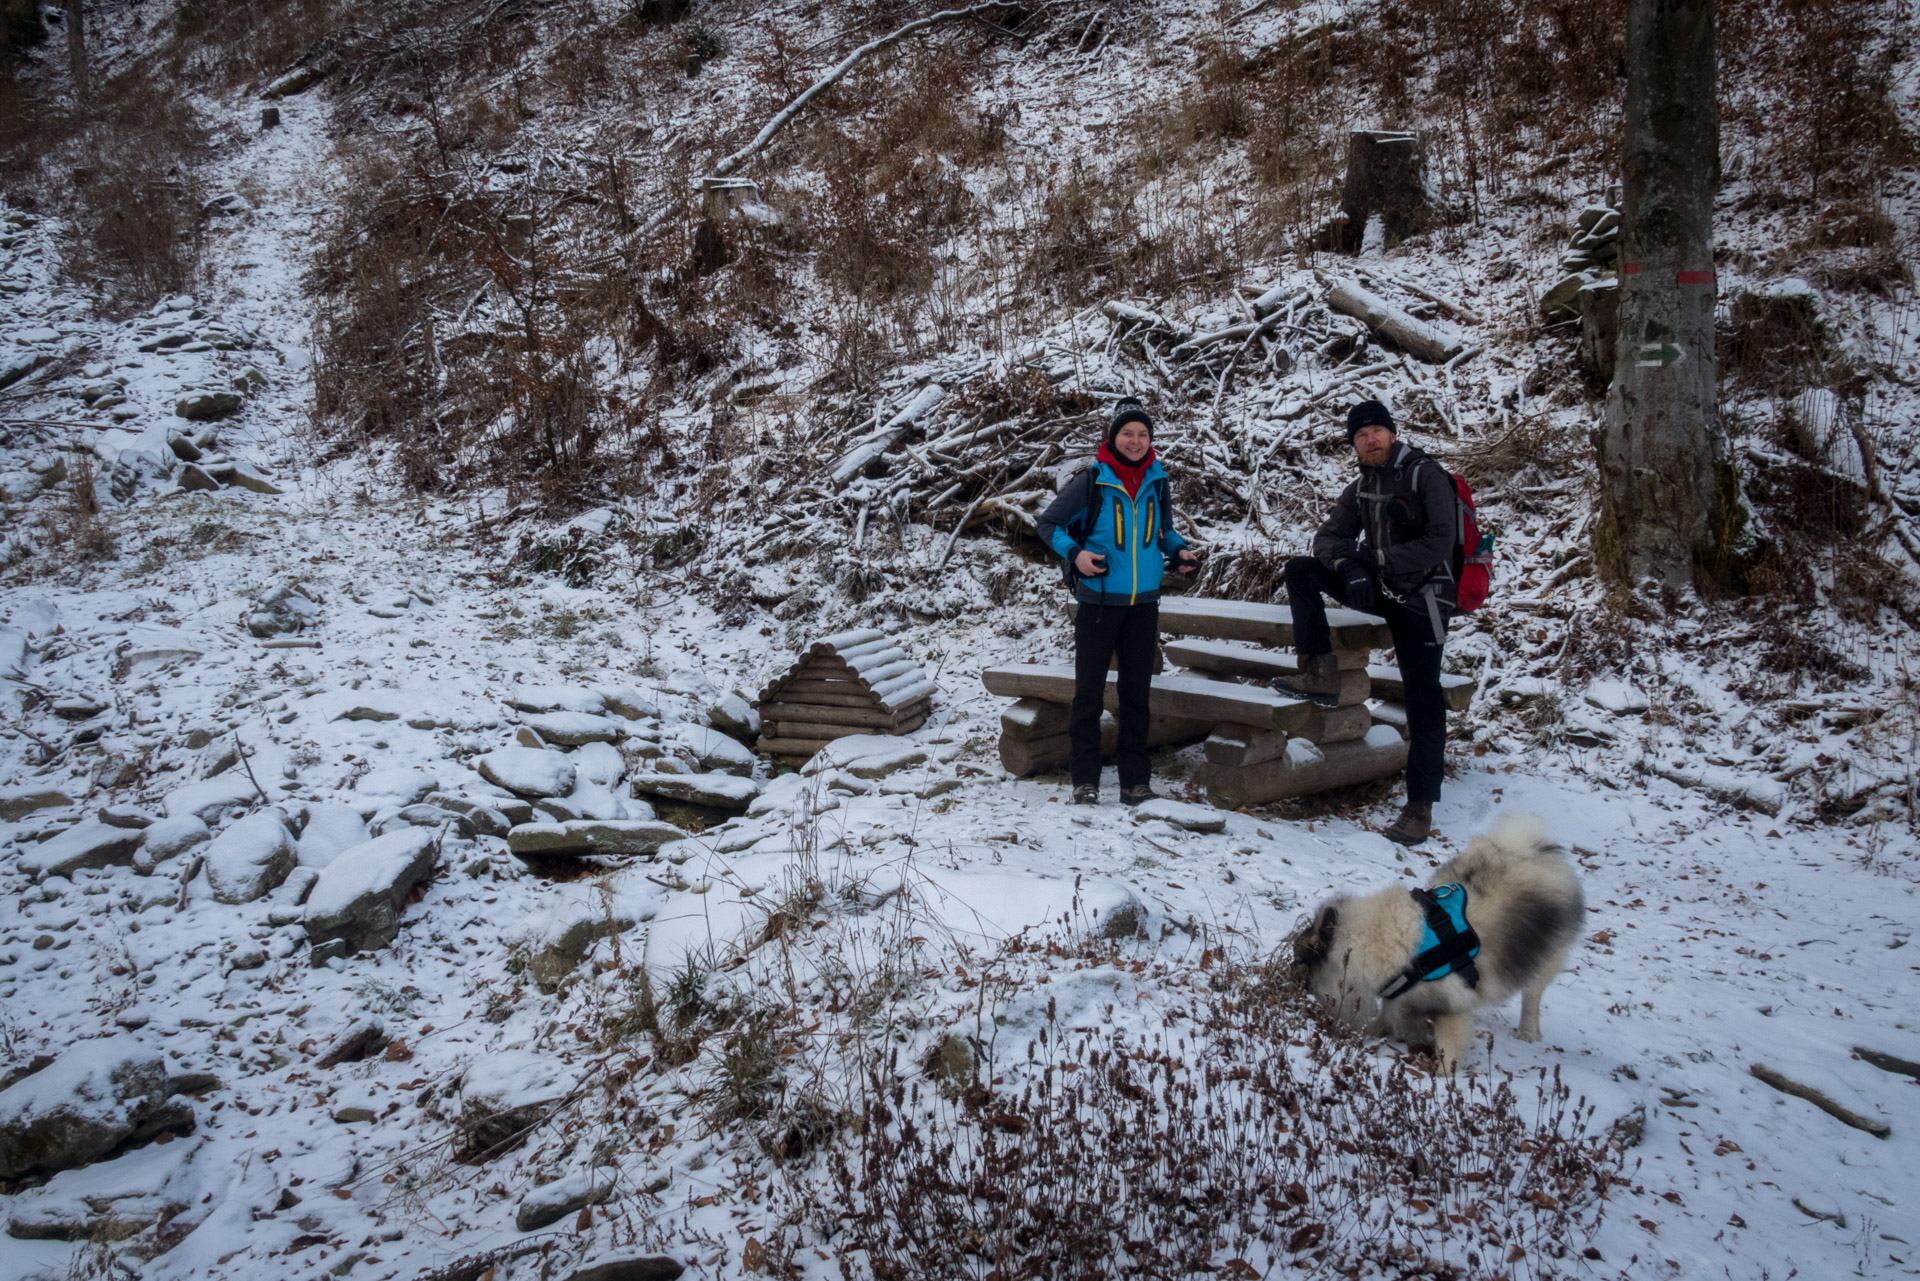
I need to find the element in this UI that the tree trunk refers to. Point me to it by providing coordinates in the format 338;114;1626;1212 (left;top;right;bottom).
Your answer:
1596;0;1737;591
65;0;85;102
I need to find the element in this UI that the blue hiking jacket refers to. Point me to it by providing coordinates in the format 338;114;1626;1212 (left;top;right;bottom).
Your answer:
1036;457;1188;606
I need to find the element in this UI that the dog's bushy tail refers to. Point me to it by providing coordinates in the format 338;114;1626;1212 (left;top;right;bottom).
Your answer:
1483;813;1564;861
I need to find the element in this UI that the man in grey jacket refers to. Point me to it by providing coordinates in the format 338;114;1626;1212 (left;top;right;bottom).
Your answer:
1275;400;1456;845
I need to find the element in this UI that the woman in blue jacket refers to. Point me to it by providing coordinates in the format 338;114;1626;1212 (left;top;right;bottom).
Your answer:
1037;398;1197;805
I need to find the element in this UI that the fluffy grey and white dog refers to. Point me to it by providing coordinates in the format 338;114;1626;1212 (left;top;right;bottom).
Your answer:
1292;815;1585;1072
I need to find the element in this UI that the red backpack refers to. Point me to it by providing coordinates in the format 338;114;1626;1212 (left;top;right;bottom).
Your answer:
1447;472;1493;612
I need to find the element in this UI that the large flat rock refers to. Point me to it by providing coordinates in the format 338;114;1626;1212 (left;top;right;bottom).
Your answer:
0;1038;185;1180
628;771;761;812
506;820;686;858
202;811;298;904
475;747;577;798
18;821;142;881
303;827;439;954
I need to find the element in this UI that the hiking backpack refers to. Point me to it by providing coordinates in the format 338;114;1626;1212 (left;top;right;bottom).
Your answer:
1445;470;1494;612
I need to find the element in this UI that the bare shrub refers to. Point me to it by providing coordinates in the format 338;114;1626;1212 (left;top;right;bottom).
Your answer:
810;958;1617;1280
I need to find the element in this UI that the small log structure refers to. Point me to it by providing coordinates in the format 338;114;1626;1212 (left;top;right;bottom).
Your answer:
755;627;937;758
982;596;1480;808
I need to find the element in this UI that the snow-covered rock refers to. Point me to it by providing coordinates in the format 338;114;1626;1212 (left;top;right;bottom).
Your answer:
524;711;628;746
244;583;320;638
18;821;142;880
1130;798;1226;833
505;819;686;858
501;686;605;716
456;1049;579;1164
746;771;808;818
202;811;298;904
353;765;439;808
296;802;369;869
597;684;660;721
844;746;928;780
303;827;440;956
476;747;577;798
0;786;71;821
134;814;210;873
1584;679;1650;714
0;1038;188;1180
666;723;756;776
571;740;628;788
707;691;760;741
630;770;761;811
516;1166;617;1230
510;879;658;991
161;772;262;824
802;734;913;775
2;1137;214;1244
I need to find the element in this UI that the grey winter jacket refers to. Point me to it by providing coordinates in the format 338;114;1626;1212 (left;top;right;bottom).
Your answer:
1311;441;1459;609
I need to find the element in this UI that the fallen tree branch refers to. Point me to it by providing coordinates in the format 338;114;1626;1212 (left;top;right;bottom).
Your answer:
714;3;1026;178
1749;1063;1890;1138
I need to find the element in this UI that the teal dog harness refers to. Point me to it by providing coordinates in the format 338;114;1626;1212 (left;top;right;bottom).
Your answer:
1377;883;1481;1000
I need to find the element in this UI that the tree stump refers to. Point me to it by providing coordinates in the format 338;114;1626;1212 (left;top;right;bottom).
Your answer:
1338;131;1428;253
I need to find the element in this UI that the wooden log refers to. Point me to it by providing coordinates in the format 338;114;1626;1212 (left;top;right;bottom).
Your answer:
766;685;884;708
762;699;927;729
1365;664;1477;712
1001;732;1070;776
1320;274;1465;365
1001;698;1072;743
1198;731;1409;808
1154;596;1391;651
998;713;1214;777
1369;701;1409;739
1165;640;1371;705
755;736;835;758
1295;702;1372;744
772;715;925;741
1204;723;1289;768
870;675;939;710
981;665;1311;734
1166;637;1370;673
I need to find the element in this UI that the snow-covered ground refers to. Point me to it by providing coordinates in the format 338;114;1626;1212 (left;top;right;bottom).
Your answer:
2;10;1919;1281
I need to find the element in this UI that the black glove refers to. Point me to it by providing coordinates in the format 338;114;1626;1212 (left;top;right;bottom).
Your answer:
1340;559;1375;612
1329;538;1366;567
1385;494;1427;537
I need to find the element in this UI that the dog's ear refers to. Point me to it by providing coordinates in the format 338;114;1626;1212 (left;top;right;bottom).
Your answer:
1294;903;1338;971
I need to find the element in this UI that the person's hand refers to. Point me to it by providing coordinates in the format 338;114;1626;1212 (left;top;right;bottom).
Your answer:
1340;560;1375;612
1074;549;1108;577
1175;548;1198;575
1331;538;1365;567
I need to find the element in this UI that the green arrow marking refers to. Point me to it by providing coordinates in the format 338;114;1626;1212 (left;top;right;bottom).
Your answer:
1635;342;1684;368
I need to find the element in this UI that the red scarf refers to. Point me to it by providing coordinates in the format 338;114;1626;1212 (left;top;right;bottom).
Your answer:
1097;441;1155;498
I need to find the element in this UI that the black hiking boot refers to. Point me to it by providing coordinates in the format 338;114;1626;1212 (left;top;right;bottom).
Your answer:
1272;652;1343;707
1072;784;1100;806
1120;784;1157;806
1383;800;1433;846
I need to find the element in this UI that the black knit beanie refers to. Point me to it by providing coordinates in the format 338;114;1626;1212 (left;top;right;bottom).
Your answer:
1345;399;1395;443
1107;396;1153;446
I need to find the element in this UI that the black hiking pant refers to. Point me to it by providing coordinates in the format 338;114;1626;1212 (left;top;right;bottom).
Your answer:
1070;601;1158;789
1282;557;1448;804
